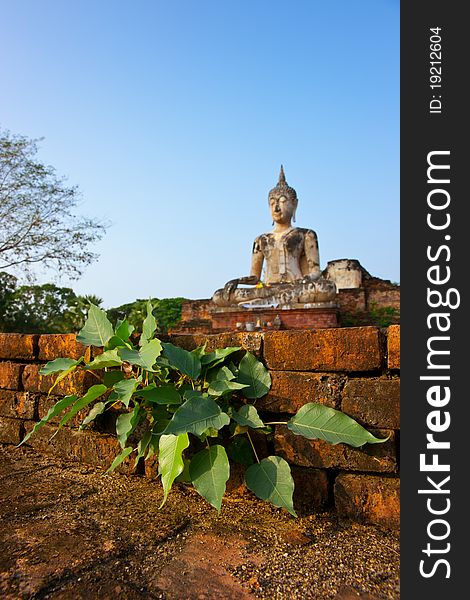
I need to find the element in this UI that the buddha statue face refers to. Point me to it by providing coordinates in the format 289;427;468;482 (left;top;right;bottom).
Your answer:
269;193;296;225
268;165;298;227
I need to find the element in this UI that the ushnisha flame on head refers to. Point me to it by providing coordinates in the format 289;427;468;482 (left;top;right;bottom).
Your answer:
268;165;298;206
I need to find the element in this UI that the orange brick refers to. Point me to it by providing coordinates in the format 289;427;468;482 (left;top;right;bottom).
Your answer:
22;364;99;396
0;333;38;360
38;334;87;361
0;416;24;444
263;327;384;372
291;466;330;512
23;422;134;473
387;325;400;370
0;362;24;390
0;389;36;419
274;425;397;473
341;378;400;429
257;371;345;413
334;473;400;530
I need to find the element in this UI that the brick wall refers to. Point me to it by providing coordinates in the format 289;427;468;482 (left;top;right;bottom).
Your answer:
0;326;400;530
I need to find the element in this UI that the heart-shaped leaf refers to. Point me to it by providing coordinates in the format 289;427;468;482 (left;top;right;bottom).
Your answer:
287;403;389;447
162;342;201;379
189;445;230;512
245;456;296;516
236;352;271;399
164;393;230;436
77;304;114;347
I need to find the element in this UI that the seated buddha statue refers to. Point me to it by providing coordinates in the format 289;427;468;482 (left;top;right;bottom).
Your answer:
212;166;337;307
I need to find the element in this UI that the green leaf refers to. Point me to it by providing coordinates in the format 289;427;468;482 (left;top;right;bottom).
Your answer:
201;346;241;367
141;300;157;345
79;401;107;429
162;342;201;379
137;384;182;405
119;338;162;370
232;405;266;429
17;394;77;446
39;358;80;376
115;318;134;342
227;436;255;466
190;344;207;359
103;370;125;387
58;384;108;428
106;446;133;474
77;303;114;347
236;352;271;399
245;456;296;516
113;377;139;408
216;366;236;381
116;404;141;448
158;433;190;507
105;335;132;350
287;403;389;448
164;393;230;436
207;379;249;397
189;445;230;512
86;349;123;369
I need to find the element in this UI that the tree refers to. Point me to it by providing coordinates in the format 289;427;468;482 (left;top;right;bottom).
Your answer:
0;129;107;279
0;273;103;333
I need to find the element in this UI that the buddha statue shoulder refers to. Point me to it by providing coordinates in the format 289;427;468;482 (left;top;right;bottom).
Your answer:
212;166;337;308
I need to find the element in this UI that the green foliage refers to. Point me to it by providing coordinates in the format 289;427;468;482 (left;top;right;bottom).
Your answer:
20;303;388;516
341;302;399;328
288;404;389;447
0;273;102;333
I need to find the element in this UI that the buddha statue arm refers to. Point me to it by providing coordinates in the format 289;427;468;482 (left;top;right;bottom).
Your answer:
301;229;321;281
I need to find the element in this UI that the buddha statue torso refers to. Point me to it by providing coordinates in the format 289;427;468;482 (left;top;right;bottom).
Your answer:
212;166;336;308
253;227;319;284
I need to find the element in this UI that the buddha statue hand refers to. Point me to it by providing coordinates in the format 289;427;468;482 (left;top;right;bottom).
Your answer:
222;275;259;302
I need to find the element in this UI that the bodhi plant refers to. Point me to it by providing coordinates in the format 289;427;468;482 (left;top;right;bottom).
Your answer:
19;303;388;516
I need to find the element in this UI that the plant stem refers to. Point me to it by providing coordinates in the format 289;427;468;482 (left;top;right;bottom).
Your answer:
246;431;260;464
264;421;288;425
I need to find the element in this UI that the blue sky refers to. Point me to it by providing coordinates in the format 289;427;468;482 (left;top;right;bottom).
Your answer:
1;0;399;308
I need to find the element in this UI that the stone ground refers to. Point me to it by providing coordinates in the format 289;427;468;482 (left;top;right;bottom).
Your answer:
0;445;399;600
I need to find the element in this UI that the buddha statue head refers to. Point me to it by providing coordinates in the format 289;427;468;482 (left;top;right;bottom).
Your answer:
268;165;298;226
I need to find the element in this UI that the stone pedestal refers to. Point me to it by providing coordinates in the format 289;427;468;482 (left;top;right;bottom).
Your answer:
209;306;339;332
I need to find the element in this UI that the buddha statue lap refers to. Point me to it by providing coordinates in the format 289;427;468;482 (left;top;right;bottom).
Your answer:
212;166;337;308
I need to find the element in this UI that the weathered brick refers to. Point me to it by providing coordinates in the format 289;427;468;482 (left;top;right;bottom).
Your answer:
263;327;383;372
170;332;263;357
0;416;23;444
387;325;400;370
0;362;24;390
258;371;345;413
38;334;87;361
334;473;400;530
0;333;38;360
291;466;330;512
23;422;133;473
0;389;36;419
274;425;397;473
22;364;98;396
341;379;400;429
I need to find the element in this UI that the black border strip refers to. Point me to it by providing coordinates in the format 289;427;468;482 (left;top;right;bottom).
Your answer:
401;2;467;597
